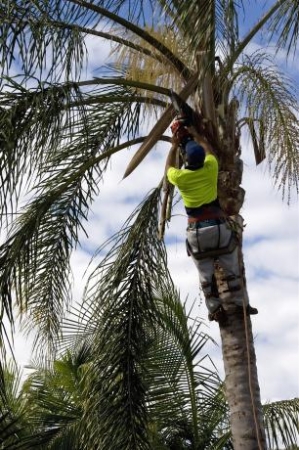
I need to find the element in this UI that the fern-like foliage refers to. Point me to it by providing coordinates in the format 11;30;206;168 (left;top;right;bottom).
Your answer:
78;188;165;449
263;398;299;449
234;51;299;200
0;79;143;356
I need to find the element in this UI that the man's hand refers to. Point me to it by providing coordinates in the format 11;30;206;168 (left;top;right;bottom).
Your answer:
171;133;180;147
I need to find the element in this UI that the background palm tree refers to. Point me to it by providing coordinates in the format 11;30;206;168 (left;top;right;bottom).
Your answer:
0;1;298;449
1;282;298;449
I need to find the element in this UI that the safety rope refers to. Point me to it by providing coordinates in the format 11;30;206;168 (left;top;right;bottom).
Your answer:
237;244;265;450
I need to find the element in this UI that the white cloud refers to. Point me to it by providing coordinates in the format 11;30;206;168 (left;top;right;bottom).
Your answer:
83;34;113;78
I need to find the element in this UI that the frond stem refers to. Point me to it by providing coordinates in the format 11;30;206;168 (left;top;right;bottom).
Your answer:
0;12;165;65
68;95;167;109
47;135;170;201
66;0;191;80
223;0;283;78
72;77;172;97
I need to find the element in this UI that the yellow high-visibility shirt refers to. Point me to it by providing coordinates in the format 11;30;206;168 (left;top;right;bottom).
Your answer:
167;154;218;208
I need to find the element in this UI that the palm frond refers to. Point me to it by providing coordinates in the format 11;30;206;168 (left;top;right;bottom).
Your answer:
60;220;228;449
263;398;299;449
269;0;299;56
0;361;39;449
77;188;167;449
67;0;191;79
0;75;168;228
23;351;89;450
0;77;87;227
79;0;157;25
234;51;299;200
111;24;192;97
0;81;144;355
157;0;242;64
0;1;87;82
0;412;23;449
145;292;222;449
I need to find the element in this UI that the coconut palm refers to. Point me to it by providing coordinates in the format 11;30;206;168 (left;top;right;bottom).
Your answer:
0;1;299;449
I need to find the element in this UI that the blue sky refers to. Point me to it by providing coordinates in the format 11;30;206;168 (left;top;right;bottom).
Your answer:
8;1;299;404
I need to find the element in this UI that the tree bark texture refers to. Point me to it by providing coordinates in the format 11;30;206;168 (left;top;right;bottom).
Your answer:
215;249;267;450
198;61;267;447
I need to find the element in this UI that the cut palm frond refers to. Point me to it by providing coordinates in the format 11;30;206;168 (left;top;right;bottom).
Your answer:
123;72;199;179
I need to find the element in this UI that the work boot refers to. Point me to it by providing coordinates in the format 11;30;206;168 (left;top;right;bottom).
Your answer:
247;305;258;315
235;304;258;315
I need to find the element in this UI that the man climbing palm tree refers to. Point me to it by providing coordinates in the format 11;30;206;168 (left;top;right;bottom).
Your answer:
165;124;258;322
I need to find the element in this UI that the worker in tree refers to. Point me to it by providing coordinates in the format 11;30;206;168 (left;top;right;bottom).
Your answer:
165;123;258;322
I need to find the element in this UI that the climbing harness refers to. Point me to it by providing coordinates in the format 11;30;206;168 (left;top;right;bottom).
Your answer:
186;219;239;261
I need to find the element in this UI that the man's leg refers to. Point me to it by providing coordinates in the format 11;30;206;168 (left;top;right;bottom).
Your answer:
187;228;222;314
217;226;258;314
218;248;244;305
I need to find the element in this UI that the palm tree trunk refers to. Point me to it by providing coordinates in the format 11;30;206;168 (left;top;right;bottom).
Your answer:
212;91;267;449
215;178;266;450
197;6;267;438
214;242;267;450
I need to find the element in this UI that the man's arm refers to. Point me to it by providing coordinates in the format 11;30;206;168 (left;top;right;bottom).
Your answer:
165;136;180;172
187;125;215;156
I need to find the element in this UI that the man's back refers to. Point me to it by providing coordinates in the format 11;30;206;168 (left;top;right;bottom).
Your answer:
167;154;218;208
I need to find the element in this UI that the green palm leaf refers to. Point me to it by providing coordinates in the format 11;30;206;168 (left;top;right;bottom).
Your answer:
0;80;144;354
263;398;299;449
23;349;90;450
234;51;299;199
79;188;164;450
269;0;299;55
0;1;87;82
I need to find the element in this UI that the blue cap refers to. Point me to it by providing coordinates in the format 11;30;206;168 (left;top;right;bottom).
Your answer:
185;140;205;168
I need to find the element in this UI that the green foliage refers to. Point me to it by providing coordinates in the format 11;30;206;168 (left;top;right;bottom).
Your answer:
0;77;142;354
264;398;299;450
0;0;299;355
235;51;299;199
0;2;299;448
0;1;87;82
268;0;299;55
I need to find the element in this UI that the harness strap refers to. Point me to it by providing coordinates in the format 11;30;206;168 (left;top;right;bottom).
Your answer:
222;285;242;293
221;274;241;282
196;226;201;253
217;224;220;248
188;210;226;222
